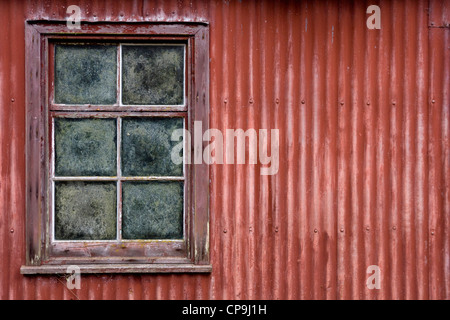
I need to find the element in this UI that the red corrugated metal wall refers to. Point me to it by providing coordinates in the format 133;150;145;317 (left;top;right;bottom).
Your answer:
0;0;448;299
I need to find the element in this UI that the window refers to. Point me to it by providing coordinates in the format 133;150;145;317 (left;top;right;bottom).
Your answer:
21;22;210;274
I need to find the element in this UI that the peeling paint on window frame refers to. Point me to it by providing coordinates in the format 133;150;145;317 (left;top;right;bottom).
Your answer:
22;21;210;274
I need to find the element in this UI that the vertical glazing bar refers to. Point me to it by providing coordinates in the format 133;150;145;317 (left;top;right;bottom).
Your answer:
118;44;123;106
117;44;123;241
117;117;122;241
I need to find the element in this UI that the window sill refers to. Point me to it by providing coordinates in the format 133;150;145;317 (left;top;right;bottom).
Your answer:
20;264;212;275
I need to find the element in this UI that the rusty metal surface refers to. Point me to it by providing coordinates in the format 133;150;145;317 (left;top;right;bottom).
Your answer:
0;0;449;299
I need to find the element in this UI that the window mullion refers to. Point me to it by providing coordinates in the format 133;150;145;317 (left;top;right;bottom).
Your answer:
117;116;122;242
118;43;122;107
117;44;123;241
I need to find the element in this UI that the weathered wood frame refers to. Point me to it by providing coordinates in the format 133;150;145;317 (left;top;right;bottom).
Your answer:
21;21;210;274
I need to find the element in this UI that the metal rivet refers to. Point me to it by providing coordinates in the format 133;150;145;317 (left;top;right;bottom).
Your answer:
340;228;344;233
431;230;435;235
276;99;279;104
10;229;14;233
249;98;253;104
301;100;305;104
366;226;370;231
366;101;370;106
432;99;435;103
11;98;14;102
392;101;396;105
223;229;227;233
224;98;228;104
275;226;279;232
340;101;344;106
314;229;318;233
392;226;396;230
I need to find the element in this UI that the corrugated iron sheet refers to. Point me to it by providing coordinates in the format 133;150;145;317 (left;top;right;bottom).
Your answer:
0;0;448;299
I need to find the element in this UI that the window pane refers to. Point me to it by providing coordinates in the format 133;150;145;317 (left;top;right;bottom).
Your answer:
55;44;117;104
122;181;183;240
55;118;117;177
121;117;183;176
55;182;117;240
122;45;184;105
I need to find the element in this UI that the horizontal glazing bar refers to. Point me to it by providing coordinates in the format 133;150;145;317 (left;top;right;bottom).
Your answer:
52;176;185;181
49;104;188;112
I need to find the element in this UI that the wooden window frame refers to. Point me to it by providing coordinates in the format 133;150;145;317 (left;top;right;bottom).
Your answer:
21;21;210;274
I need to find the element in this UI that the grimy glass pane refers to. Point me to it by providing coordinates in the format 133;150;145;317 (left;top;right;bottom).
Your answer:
55;118;117;177
55;44;117;104
55;182;117;240
122;181;183;239
121;117;183;176
122;45;184;105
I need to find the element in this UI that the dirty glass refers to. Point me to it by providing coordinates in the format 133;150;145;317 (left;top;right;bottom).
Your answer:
121;117;183;177
122;181;183;239
54;44;117;105
121;45;184;105
54;181;117;240
55;118;117;177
